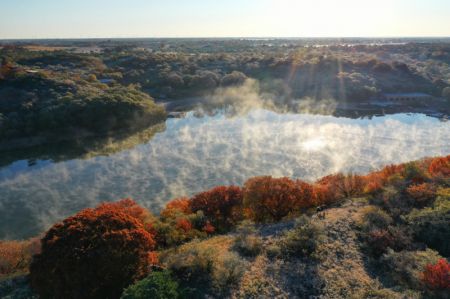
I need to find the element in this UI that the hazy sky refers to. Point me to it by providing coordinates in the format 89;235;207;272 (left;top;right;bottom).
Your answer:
1;0;449;39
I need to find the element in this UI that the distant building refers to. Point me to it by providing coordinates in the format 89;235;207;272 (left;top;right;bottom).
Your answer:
381;92;433;102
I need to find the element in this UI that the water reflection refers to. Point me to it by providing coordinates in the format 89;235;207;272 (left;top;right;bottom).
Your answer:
0;123;166;169
0;110;449;239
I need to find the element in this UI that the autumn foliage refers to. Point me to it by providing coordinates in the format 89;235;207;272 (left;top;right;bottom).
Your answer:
190;186;243;230
406;183;436;207
30;202;156;299
421;259;450;290
0;238;40;279
3;155;449;297
243;176;314;222
160;197;191;219
428;156;450;177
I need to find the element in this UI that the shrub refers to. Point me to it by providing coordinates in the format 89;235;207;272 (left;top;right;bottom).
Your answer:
202;221;216;234
279;216;325;258
220;71;247;87
30;203;156;299
381;248;442;289
97;198;155;230
365;226;412;257
0;238;40;279
406;183;436;207
0;275;38;299
359;206;393;232
164;237;244;297
428;156;450;178
265;244;282;259
160;198;191;219
152;215;206;248
233;221;263;257
403;162;429;184
165;241;215;293
373;186;413;217
243;176;314;222
175;218;193;233
406;197;450;256
421;259;450;291
211;252;245;295
190;186;243;231
120;270;180;299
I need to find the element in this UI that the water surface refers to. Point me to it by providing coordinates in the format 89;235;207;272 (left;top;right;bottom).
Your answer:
0;110;449;239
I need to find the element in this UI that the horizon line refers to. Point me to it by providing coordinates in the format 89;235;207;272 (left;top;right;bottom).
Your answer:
1;36;450;42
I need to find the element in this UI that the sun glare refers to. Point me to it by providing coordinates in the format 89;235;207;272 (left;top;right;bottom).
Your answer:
301;137;327;151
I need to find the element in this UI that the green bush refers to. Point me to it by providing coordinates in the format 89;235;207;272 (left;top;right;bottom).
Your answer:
381;248;442;290
165;242;215;290
233;221;263;257
359;206;393;232
364;225;412;257
234;234;263;257
372;186;414;217
164;239;245;297
405;197;450;256
121;270;180;299
279;216;325;258
211;252;245;295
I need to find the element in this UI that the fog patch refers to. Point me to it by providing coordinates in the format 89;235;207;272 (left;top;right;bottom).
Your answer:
0;111;449;239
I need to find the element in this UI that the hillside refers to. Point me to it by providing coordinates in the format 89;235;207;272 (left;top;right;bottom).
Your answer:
0;155;449;298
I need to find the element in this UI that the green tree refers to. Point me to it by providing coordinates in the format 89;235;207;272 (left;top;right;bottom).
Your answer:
121;270;180;299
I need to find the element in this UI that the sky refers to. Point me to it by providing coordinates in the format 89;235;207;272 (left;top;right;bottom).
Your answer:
1;0;449;39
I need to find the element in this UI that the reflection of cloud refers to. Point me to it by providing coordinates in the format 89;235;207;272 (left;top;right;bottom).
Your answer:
0;110;449;239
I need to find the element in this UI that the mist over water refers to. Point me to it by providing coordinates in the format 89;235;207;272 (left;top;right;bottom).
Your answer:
0;109;449;239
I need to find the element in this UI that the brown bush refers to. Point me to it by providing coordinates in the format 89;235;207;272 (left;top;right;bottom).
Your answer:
0;238;40;279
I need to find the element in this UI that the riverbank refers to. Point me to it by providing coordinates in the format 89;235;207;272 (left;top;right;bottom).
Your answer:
156;96;449;120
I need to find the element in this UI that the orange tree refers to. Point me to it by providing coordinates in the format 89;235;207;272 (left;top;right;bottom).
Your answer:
406;183;436;207
160;197;191;219
243;176;314;222
190;186;243;231
30;202;156;299
428;155;450;178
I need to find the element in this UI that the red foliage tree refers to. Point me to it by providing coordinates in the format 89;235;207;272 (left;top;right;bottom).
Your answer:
176;218;193;233
160;197;191;219
202;221;215;234
428;156;450;178
243;176;314;222
314;173;364;204
96;198;152;224
406;183;436;207
421;259;450;290
30;203;156;299
190;185;243;230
